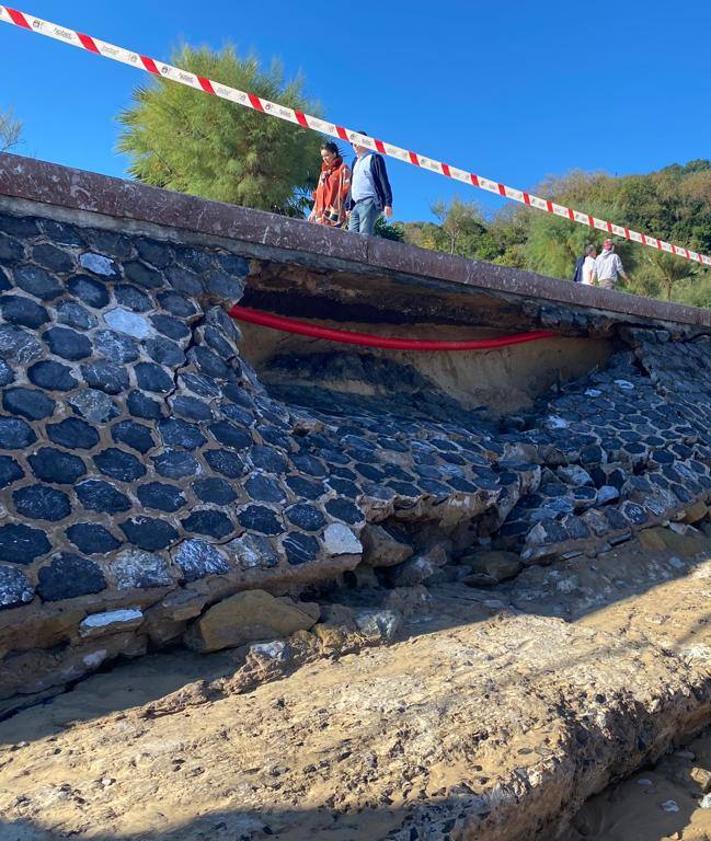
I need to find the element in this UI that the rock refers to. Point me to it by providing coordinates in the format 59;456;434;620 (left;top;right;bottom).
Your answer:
107;548;174;590
361;523;413;567
312;604;358;654
388;544;449;587
556;465;594;487
353;609;401;642
79;609;144;638
461;550;523;586
684;500;708;524
184;590;320;653
80;252;119;277
597;485;620;505
323;523;362;557
638;528;667;552
690;766;711;793
700;793;711;809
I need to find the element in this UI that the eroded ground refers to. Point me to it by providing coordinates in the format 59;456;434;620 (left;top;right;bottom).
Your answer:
2;532;711;841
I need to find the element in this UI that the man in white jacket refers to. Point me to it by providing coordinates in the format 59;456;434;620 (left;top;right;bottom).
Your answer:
594;239;629;289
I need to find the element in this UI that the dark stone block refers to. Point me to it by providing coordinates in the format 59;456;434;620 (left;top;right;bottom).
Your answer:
0;213;39;238
237;505;283;535
181;373;221;398
330;466;358;480
204;449;244;478
250;445;287;473
135;362;173;394
204;325;236;360
69;389;118;422
144;337;185;368
66;523;121;555
0;267;10;292
388;481;422;496
0;564;34;610
283;532;319;566
47;417;99;450
120;517;179;551
31;244;75;275
13;484;71;521
56;301;96;330
14;264;64;299
114;284;152;312
42;219;86;246
137;481;186;512
175;246;214;274
326;477;360;498
0;456;23;488
112;420;155;454
157;291;197;317
158;418;206;450
222;382;253;407
77;479;131;513
124;261;164;289
0;361;14;388
292;453;328;477
0;294;49;328
204;270;244;299
67;274;110;308
151;315;190;341
127;389;165;420
29;447;86;484
245;474;286;503
37;552;106;601
182;509;235;539
171;395;213;421
3;387;55;421
28;360;78;391
193;477;238;505
209;420;251;450
221;402;254;426
0;326;42;366
136;238;173;268
94;330;139;363
0;417;37;449
85;229;133;259
325;498;363;524
165;265;203;296
81;362;129;394
355;463;386;482
188;346;232;380
174;539;229;582
0;233;24;263
0;523;51;565
286;503;325;531
153;449;199;479
215;252;249;277
94;447;146;482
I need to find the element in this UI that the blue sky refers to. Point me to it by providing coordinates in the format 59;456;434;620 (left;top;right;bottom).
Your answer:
2;0;711;223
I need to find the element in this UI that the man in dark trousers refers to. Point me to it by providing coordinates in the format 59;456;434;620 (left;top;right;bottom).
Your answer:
347;131;393;235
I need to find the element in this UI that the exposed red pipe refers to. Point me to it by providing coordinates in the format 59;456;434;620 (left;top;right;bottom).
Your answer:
228;305;556;351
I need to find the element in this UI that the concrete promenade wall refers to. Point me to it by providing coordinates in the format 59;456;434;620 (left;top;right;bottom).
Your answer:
1;154;711;703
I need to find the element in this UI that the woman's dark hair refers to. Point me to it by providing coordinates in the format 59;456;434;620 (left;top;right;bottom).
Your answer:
321;141;340;157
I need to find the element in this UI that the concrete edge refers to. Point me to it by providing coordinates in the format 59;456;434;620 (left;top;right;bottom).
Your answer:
1;152;710;328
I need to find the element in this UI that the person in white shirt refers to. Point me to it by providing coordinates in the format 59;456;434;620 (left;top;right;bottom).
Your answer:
581;244;597;285
594;239;629;290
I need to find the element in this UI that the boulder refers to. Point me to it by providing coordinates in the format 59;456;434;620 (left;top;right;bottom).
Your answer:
461;550;523;586
184;589;320;653
361;523;413;568
684;500;709;524
387;544;449;587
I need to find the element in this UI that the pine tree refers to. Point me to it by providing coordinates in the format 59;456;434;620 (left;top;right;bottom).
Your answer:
118;46;321;214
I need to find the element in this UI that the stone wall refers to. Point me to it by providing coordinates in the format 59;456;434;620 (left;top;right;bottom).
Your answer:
1;157;711;702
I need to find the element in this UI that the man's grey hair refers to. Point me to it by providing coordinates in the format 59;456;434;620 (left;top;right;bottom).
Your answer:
585;244;596;256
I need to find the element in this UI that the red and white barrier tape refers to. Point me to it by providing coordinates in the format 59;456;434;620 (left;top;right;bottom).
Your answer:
2;5;709;268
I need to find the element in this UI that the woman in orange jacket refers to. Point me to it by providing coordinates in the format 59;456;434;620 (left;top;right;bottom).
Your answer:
309;141;351;228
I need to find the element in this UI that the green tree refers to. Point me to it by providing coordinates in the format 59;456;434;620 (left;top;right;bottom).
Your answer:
0;108;22;153
373;217;405;241
118;46;322;214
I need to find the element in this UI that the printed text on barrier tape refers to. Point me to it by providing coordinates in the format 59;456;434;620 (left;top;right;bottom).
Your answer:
1;5;709;267
228;305;556;351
